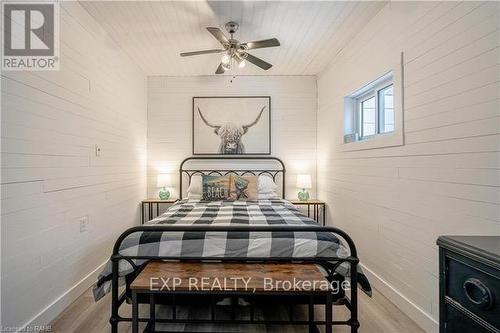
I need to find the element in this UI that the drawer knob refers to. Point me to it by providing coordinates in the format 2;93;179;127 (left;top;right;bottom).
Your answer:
463;278;494;310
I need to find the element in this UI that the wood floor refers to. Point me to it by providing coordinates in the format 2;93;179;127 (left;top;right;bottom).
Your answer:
50;287;424;333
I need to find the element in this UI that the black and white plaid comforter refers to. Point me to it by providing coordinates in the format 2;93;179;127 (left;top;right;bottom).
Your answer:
93;199;370;301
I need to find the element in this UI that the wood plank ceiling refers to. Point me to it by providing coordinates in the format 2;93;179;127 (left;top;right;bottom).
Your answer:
79;1;385;76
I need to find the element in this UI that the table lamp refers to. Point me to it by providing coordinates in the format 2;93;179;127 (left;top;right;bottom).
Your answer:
157;174;172;200
296;174;312;201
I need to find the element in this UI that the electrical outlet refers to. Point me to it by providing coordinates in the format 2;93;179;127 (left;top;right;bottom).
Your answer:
33;256;43;270
78;215;89;233
95;144;102;157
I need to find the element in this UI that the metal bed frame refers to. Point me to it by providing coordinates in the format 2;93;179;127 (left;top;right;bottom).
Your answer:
109;156;360;333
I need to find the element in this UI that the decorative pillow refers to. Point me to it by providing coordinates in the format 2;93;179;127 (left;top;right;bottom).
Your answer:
190;174;277;200
258;175;278;194
202;175;231;201
229;175;258;201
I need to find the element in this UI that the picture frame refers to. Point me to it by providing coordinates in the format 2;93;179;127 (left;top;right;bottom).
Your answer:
192;96;271;155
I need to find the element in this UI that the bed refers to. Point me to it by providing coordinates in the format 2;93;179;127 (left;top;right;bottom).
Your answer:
95;156;369;333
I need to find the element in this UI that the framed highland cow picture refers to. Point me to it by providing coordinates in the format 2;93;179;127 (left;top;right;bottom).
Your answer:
192;96;271;155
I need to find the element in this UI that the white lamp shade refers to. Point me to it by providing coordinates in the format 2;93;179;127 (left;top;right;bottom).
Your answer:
157;174;172;188
296;174;312;189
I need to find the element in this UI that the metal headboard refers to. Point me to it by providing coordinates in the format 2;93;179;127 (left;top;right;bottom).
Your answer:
179;156;286;198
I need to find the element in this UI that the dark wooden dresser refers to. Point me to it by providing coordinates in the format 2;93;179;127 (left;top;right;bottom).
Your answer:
437;236;500;333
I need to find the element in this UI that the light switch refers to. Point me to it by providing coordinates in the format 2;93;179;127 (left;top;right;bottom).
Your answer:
79;215;89;233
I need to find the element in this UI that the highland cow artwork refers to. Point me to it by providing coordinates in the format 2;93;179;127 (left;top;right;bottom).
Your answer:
193;96;271;155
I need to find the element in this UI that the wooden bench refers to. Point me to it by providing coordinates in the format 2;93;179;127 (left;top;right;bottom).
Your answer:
130;261;334;333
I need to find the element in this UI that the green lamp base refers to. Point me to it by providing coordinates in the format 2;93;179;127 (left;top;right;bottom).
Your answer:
159;187;170;200
298;189;310;201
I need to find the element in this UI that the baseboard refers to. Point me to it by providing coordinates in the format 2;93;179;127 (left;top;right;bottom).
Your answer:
18;261;107;332
360;263;439;333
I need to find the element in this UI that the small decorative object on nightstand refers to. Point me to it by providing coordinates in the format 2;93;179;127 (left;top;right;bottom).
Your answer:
157;174;172;200
296;174;312;201
291;199;326;226
141;199;178;224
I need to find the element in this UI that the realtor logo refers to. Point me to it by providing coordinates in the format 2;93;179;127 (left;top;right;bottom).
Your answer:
2;2;60;70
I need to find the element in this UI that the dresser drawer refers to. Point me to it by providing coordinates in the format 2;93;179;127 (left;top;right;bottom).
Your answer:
444;303;492;333
446;254;500;328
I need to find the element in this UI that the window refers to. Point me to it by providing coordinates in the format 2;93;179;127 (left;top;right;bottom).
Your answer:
344;72;395;143
360;95;376;137
356;81;394;140
378;84;394;133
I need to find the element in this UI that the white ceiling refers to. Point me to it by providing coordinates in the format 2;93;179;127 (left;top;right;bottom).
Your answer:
80;1;385;76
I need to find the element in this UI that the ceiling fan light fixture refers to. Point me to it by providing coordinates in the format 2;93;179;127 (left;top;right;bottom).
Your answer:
180;21;279;74
221;54;231;65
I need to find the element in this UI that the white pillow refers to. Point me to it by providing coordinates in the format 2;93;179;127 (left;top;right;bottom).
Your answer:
187;175;202;195
258;175;278;194
187;193;202;200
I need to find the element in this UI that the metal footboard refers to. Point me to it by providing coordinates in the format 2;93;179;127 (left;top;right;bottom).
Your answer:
109;225;360;333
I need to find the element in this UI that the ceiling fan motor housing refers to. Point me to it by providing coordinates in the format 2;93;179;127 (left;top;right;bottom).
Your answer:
225;21;239;35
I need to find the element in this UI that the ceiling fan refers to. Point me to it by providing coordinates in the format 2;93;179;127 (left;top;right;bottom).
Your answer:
180;21;280;74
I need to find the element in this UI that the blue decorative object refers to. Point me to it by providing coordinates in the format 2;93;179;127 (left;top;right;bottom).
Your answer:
159;188;170;200
298;189;310;201
157;174;172;200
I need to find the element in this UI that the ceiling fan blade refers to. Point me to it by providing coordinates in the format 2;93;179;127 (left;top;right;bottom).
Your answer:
180;49;225;57
215;63;225;74
206;27;229;46
244;53;272;70
241;38;280;50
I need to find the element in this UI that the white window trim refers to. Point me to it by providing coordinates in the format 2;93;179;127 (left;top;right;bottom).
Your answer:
341;52;405;151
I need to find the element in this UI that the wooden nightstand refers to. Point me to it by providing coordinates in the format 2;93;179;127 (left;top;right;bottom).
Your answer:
290;200;326;226
141;199;178;224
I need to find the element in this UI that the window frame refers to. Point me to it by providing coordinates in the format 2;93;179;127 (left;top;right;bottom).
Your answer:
355;79;394;141
377;83;394;134
342;53;405;152
358;93;376;139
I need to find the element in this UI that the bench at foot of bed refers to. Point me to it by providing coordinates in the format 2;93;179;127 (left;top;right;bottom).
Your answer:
129;261;341;333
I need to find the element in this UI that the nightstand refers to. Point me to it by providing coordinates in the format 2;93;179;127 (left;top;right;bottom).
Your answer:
290;200;326;226
141;199;178;224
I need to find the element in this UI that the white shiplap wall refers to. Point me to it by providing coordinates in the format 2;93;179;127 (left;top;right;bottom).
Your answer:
317;2;499;332
1;2;147;328
147;76;317;200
